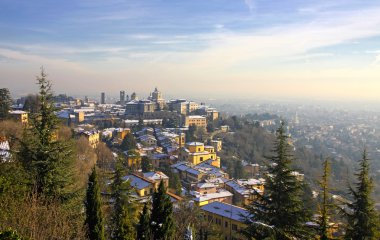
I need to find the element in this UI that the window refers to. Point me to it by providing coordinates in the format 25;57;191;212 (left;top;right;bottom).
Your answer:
198;148;201;151
144;190;147;195
232;224;237;231
200;157;203;161
225;221;228;227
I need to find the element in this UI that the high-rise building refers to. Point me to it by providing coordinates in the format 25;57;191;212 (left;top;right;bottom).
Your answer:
101;92;105;104
120;90;125;104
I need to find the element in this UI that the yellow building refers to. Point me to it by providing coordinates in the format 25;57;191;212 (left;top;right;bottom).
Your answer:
125;150;142;169
185;115;207;129
179;142;220;167
81;130;100;148
122;174;155;197
116;128;131;143
9;110;28;125
201;201;249;240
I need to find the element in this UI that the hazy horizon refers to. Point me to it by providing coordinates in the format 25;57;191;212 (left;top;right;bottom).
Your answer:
1;1;380;102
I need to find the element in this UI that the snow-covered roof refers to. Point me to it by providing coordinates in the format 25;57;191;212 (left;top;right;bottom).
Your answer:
143;171;169;181
122;175;151;190
201;201;249;222
193;189;233;202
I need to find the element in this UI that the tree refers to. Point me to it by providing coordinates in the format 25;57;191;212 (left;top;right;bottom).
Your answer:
170;173;182;196
22;94;40;114
136;203;151;240
186;125;196;142
150;181;174;240
141;156;153;172
18;68;75;200
120;133;136;151
243;122;311;240
233;160;244;179
317;159;334;240
344;150;379;240
111;165;135;240
0;88;12;120
85;167;105;240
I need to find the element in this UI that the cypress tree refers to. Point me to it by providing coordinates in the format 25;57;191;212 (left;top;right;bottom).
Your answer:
18;68;74;200
137;203;151;240
0;88;12;120
85;167;105;240
344;150;379;240
243;122;311;240
150;180;174;240
111;165;135;240
317;159;333;240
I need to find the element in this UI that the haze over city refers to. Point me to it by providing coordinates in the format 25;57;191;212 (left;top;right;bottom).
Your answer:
1;0;380;102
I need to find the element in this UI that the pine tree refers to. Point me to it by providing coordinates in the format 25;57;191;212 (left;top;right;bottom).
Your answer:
344;150;379;240
18;68;74;200
150;181;174;240
111;165;135;240
243;122;311;240
137;203;151;240
317;159;333;240
120;133;136;151
85;167;105;240
0;88;12;119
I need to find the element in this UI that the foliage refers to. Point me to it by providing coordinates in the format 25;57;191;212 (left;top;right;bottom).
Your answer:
150;181;174;240
136;203;151;240
186;125;197;142
317;159;334;240
120;133;136;151
0;228;23;240
344;150;379;240
18;68;75;201
141;156;153;172
111;165;136;240
243;122;312;240
22;94;40;114
0;88;12;120
85;167;105;240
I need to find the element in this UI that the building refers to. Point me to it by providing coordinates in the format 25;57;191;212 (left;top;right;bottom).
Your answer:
185;115;207;128
9;110;28;125
179;142;220;167
192;188;233;206
125;99;156;116
225;179;264;206
143;171;169;189
80;130;100;148
150;87;165;110
101;92;105;104
120;90;126;104
123;174;155;197
0;136;11;162
210;139;222;152
201;201;249;240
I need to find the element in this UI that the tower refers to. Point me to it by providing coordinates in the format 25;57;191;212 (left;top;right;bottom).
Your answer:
120;90;125;104
101;92;105;104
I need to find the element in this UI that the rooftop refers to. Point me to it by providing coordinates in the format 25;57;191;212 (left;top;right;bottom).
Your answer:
201;201;250;222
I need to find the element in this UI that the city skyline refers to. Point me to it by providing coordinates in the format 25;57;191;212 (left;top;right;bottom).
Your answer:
1;1;380;101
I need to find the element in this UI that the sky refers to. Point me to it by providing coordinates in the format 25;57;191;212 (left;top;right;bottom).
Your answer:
1;0;380;102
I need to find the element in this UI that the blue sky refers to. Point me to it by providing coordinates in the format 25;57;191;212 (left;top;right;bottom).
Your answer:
1;0;380;101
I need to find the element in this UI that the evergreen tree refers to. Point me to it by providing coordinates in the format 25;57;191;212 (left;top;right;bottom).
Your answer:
141;156;153;172
111;165;135;240
0;88;12;120
317;159;333;240
137;203;151;240
243;122;311;240
18;68;74;200
85;167;105;240
150;181;174;240
344;150;379;240
120;133;136;151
